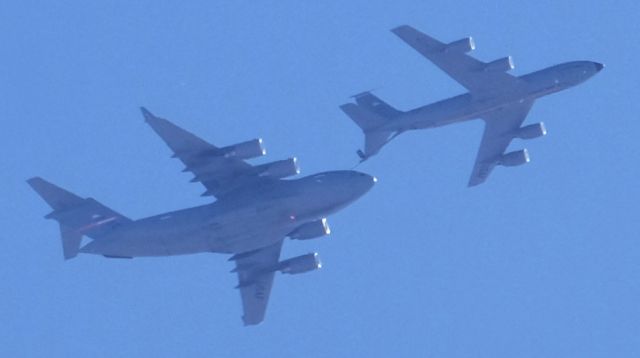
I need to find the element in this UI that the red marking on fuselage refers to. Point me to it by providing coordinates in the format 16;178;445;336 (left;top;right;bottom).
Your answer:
75;216;118;233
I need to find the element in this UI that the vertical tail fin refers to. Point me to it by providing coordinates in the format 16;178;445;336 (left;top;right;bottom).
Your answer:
59;226;83;260
27;177;84;211
27;177;131;260
340;92;402;160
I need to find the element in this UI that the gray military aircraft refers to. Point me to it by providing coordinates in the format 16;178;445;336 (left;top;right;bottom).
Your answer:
28;108;376;325
341;25;604;186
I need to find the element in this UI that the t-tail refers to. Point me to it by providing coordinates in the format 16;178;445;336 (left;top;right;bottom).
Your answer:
339;92;402;161
27;177;131;259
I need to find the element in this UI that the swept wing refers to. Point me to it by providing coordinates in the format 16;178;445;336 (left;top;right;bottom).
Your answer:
468;100;535;186
230;241;284;325
391;25;523;96
141;108;298;199
27;177;132;258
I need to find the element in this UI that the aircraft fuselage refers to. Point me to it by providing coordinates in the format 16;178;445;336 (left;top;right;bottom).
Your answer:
380;61;603;132
80;171;376;258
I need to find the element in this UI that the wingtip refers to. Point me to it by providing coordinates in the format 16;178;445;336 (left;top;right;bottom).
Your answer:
140;107;155;122
26;176;42;184
390;24;411;34
26;176;47;189
467;179;482;188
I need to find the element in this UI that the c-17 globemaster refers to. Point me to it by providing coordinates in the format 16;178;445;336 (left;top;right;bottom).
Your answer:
341;25;604;186
28;108;376;325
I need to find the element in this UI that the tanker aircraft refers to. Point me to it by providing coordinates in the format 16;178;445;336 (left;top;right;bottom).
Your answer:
28;108;376;325
341;25;604;186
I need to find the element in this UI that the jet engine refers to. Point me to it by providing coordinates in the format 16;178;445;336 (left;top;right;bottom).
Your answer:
514;122;547;140
288;218;331;240
220;138;266;159
498;149;530;167
484;56;514;72
278;253;322;275
255;158;300;179
445;37;475;53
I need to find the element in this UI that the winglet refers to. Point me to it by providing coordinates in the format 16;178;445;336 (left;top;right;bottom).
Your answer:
140;107;156;122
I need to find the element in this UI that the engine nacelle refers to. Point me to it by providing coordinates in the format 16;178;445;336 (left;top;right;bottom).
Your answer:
498;149;530;167
514;122;547;140
221;138;266;160
484;56;514;72
288;218;331;240
445;37;475;54
255;157;300;179
278;253;322;275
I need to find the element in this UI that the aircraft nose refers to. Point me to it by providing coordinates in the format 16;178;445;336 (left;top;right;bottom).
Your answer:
594;62;605;72
355;172;377;191
356;171;375;182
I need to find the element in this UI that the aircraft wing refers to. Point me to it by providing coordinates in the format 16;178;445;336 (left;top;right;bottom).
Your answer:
468;100;535;186
230;240;284;326
141;108;292;199
391;25;522;96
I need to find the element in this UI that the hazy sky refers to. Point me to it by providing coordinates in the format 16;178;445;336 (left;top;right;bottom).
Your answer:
2;1;638;357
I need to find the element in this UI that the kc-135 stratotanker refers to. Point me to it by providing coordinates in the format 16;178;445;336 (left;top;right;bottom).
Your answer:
341;25;603;186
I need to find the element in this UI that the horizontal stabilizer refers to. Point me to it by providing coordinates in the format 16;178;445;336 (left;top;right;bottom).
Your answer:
340;92;400;135
27;177;84;211
340;96;400;160
352;92;402;119
339;103;387;132
27;177;132;259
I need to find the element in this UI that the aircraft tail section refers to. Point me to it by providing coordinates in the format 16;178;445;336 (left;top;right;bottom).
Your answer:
353;92;403;119
27;176;84;211
339;92;402;132
339;103;386;132
359;130;396;160
58;226;83;260
340;92;402;161
27;177;132;259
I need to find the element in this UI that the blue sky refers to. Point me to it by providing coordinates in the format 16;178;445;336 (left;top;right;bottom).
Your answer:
2;1;639;357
